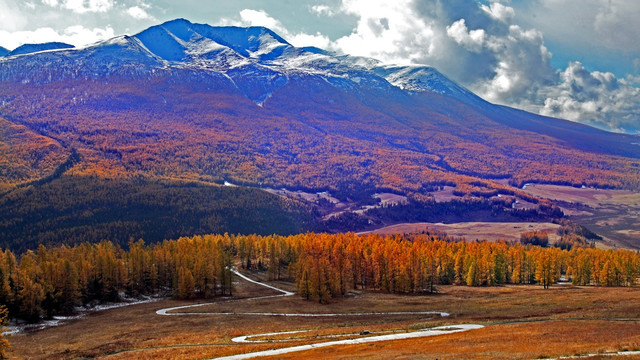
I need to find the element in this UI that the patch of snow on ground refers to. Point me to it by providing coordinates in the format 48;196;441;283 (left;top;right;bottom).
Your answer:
3;294;163;335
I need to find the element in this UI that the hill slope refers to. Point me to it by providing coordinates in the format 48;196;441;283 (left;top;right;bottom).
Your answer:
0;19;639;249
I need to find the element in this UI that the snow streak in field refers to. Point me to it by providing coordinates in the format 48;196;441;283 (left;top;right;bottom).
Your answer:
211;325;484;360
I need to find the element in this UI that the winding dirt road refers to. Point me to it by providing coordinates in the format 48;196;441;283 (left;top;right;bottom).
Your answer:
211;324;484;360
155;271;640;359
155;269;483;359
156;269;449;318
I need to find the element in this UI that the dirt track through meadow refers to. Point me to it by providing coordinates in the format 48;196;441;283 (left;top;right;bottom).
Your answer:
155;269;483;360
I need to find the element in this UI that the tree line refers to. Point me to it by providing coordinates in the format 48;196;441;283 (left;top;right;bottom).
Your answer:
1;232;638;322
323;195;564;233
236;232;640;302
0;236;233;322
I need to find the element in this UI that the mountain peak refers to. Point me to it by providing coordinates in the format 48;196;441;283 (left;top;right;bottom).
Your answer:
132;19;291;62
0;46;8;57
0;19;486;107
162;18;191;26
7;42;74;56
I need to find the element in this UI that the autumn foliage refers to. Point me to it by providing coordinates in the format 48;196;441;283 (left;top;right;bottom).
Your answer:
238;232;640;301
2;232;639;321
519;230;549;247
1;76;639;199
0;305;8;359
0;236;233;322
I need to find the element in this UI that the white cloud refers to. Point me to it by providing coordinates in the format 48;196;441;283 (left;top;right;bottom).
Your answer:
332;0;435;64
0;0;28;31
127;6;153;20
538;62;640;133
307;0;639;133
628;74;640;85
472;24;555;105
218;9;289;35
327;0;553;97
238;9;287;34
41;0;114;13
516;0;640;56
0;25;114;50
591;0;640;52
446;19;485;53
65;0;113;13
481;2;515;23
211;1;640;133
310;5;335;16
288;32;331;49
2;0;637;133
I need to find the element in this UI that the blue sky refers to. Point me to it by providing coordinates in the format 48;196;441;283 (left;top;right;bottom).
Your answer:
1;0;639;133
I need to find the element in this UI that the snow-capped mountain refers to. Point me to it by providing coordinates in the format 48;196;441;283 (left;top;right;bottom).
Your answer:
0;18;638;160
0;19;466;106
6;42;74;56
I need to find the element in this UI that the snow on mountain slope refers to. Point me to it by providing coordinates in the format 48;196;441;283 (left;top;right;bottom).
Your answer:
0;19;465;105
0;36;166;82
373;65;479;100
7;42;74;56
175;20;291;59
134;24;189;62
1;16;639;207
132;19;292;63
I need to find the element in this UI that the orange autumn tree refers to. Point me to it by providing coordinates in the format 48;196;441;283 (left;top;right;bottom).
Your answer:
0;305;9;359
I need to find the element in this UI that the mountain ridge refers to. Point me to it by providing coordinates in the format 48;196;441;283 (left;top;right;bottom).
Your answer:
0;20;636;145
5;41;74;56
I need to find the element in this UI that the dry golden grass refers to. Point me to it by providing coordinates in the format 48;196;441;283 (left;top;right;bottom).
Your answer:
431;186;458;202
273;320;640;360
522;184;640;208
364;222;561;243
7;273;640;360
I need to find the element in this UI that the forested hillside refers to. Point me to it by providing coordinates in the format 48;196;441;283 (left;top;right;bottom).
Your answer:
0;175;316;252
1;79;638;196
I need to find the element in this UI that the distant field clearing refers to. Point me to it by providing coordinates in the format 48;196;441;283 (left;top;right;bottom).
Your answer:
521;184;640;249
361;222;561;243
521;184;640;208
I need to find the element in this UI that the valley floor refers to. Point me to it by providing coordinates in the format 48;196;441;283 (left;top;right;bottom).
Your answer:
7;269;640;359
360;221;562;243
